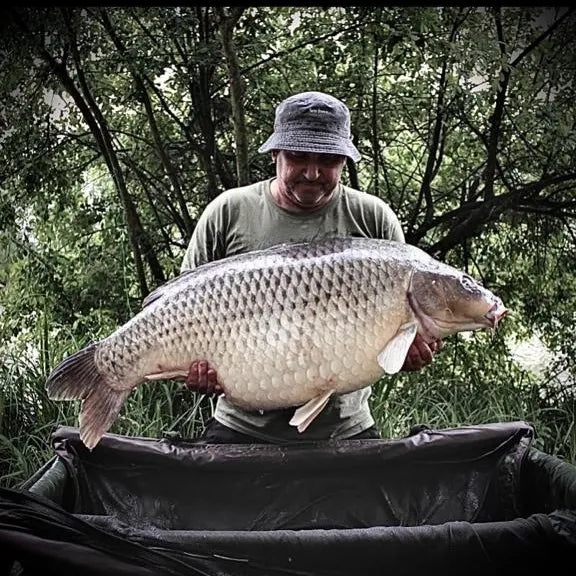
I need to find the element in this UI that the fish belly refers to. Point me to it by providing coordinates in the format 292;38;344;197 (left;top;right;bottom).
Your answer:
214;311;399;410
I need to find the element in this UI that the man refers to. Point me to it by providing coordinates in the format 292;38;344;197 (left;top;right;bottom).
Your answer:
181;91;442;443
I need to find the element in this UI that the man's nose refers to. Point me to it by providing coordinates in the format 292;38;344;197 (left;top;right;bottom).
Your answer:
303;162;321;181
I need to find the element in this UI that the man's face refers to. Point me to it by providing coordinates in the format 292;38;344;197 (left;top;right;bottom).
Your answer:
273;150;347;212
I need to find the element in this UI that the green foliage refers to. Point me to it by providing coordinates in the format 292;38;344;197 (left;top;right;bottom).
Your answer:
1;6;575;486
371;331;575;461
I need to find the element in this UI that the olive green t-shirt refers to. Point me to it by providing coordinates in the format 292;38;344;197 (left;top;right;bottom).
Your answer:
181;178;404;442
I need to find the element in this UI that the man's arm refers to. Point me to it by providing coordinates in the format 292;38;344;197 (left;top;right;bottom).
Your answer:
178;199;227;393
181;199;227;273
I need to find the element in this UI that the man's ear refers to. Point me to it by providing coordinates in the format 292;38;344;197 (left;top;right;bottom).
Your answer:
271;151;278;162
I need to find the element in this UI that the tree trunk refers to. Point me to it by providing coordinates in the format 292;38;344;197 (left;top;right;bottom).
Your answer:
216;7;249;187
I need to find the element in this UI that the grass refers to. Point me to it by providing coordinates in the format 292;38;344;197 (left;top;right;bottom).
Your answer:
370;357;576;462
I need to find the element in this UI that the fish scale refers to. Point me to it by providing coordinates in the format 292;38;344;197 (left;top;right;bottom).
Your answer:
45;236;507;449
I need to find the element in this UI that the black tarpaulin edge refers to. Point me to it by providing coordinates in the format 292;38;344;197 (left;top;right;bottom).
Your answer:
50;420;535;472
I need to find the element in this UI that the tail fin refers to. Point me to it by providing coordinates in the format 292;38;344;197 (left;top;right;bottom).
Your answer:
46;344;130;450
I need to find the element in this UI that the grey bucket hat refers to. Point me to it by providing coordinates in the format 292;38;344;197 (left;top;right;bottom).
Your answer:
258;91;361;162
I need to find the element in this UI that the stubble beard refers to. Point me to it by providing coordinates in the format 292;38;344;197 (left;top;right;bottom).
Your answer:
285;180;335;210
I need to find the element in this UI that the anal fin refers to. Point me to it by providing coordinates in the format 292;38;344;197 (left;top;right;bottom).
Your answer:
289;389;335;433
145;369;189;381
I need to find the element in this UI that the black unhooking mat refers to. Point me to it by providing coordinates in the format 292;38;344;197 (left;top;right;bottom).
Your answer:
1;421;576;576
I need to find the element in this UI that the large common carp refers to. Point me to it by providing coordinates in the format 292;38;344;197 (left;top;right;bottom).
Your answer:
46;237;507;449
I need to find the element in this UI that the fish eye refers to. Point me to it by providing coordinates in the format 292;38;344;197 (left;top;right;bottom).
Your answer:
461;274;477;289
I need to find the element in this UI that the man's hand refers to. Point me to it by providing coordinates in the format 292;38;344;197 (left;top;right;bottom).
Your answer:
185;360;224;396
401;333;444;372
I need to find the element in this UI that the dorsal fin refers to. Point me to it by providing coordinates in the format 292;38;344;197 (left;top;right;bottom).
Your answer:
142;269;198;308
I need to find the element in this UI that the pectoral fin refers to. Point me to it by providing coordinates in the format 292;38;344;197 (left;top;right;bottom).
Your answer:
377;321;418;375
289;389;335;433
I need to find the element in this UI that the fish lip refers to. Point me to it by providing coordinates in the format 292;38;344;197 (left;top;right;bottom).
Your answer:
485;302;508;329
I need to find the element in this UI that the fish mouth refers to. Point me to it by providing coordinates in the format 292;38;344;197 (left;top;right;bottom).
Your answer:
408;292;508;340
485;302;508;329
461;301;508;332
